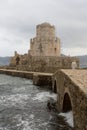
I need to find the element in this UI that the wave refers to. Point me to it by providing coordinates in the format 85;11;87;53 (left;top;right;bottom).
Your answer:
0;94;30;107
59;111;74;127
32;92;57;102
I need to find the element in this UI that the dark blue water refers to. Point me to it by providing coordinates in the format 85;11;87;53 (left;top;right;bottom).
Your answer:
0;74;73;130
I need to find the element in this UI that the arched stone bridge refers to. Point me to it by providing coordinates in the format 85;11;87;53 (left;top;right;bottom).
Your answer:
52;69;87;130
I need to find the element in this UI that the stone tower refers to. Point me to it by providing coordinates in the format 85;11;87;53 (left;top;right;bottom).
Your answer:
29;22;61;56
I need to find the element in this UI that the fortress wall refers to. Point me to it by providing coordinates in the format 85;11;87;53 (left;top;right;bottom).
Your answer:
15;56;79;73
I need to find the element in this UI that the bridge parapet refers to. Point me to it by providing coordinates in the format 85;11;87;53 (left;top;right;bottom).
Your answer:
53;69;87;130
33;72;53;86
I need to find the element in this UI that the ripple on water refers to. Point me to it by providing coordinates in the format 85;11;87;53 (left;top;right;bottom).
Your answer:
0;94;30;107
10;114;49;130
0;75;74;130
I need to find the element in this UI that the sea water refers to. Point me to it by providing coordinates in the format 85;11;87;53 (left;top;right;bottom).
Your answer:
0;74;73;130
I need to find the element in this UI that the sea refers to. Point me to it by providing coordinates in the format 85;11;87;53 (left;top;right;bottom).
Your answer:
0;74;73;130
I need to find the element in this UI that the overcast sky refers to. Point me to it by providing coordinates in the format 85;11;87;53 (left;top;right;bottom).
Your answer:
0;0;87;56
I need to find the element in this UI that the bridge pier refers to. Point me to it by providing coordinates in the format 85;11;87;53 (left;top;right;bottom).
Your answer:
33;73;52;87
33;74;39;85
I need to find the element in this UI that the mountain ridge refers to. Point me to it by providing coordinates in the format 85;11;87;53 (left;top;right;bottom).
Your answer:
76;55;87;68
0;56;11;66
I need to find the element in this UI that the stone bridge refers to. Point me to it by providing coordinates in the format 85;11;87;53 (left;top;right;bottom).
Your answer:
52;69;87;130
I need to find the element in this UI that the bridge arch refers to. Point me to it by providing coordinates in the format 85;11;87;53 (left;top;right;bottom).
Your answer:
62;92;72;112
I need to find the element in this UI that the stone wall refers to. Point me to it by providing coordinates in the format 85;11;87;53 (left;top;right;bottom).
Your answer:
33;74;52;87
15;56;79;73
10;51;28;66
0;69;33;79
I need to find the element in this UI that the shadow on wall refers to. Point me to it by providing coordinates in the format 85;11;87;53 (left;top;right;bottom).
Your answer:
54;80;57;93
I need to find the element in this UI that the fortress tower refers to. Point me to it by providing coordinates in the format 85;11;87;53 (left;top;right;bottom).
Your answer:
29;22;61;56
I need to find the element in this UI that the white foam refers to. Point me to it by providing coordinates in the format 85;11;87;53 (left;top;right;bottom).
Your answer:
59;111;74;127
14;115;33;130
14;114;39;130
0;82;8;86
29;114;34;119
0;127;9;130
33;92;57;102
49;115;53;120
13;87;26;93
39;122;48;127
13;114;49;130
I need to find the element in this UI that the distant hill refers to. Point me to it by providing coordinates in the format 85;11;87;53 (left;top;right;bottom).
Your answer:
0;57;11;66
76;55;87;68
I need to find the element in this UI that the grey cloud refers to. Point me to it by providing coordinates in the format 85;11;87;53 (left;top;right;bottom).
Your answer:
0;0;87;56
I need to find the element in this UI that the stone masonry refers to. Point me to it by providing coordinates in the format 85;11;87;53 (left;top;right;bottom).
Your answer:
16;56;79;73
52;69;87;130
29;22;60;56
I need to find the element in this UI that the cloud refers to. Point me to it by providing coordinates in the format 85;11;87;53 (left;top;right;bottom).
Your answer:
0;0;87;56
